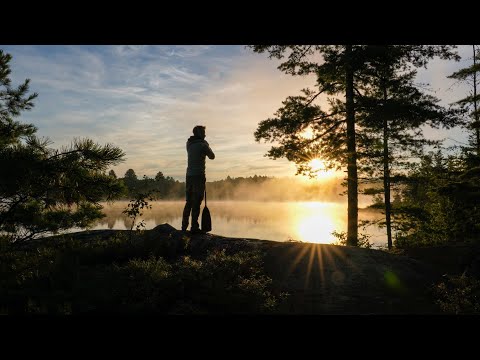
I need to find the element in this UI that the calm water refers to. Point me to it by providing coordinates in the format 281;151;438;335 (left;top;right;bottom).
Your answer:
91;201;387;247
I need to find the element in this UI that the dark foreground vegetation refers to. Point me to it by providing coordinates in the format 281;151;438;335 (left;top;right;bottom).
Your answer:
0;225;285;314
2;224;480;315
0;226;283;314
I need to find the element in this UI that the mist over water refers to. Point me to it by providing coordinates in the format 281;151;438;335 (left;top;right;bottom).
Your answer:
90;177;384;246
93;200;386;247
206;176;347;202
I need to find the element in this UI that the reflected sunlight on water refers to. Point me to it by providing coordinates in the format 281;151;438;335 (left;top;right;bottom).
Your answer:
294;203;339;244
90;201;386;247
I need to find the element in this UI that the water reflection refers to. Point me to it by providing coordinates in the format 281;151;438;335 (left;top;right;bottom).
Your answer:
294;203;339;244
93;201;385;247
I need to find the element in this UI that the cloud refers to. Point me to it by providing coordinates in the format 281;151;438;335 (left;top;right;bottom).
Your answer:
416;46;473;105
1;45;473;181
112;45;148;57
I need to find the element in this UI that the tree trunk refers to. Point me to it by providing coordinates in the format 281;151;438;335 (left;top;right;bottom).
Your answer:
345;45;358;246
473;45;479;155
382;83;393;249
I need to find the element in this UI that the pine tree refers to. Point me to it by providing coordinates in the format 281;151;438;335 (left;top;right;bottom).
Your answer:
123;169;138;194
0;50;126;242
250;45;364;246
357;45;459;249
448;45;480;156
250;45;459;248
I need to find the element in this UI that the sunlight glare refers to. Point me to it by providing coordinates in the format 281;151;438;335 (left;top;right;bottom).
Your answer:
292;202;340;244
307;158;337;180
300;127;315;139
309;158;324;172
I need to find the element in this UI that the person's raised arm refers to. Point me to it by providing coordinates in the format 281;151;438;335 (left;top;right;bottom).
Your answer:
204;141;215;159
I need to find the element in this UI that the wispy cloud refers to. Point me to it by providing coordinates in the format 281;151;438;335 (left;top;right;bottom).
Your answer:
0;45;473;181
112;45;148;57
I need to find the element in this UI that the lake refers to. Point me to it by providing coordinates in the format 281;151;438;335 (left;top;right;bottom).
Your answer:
92;200;387;248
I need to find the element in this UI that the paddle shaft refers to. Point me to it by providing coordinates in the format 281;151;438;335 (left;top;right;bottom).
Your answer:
204;178;207;207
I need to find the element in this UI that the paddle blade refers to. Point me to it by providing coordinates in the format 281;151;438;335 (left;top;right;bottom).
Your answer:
201;206;212;232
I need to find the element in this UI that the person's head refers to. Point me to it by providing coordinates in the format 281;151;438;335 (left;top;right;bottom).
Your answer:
193;125;206;139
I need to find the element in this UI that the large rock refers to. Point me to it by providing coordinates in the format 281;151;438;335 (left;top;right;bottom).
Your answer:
149;224;441;314
33;223;444;314
260;242;439;314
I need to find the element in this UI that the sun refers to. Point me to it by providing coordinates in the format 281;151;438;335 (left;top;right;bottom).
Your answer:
306;158;337;180
309;158;324;172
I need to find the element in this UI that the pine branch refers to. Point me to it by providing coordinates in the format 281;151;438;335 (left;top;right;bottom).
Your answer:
306;120;346;145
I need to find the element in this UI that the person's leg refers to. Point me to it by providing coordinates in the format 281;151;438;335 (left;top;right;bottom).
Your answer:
182;199;192;231
190;175;206;231
182;177;193;231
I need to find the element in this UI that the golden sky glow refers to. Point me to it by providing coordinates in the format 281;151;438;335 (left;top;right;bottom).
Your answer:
1;45;473;181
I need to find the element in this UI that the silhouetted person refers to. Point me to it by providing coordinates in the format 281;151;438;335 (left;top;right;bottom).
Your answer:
182;125;215;233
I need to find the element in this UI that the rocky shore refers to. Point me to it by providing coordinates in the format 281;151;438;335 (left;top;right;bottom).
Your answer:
31;223;466;314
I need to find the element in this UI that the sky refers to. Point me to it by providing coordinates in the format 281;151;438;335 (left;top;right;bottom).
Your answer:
0;45;475;181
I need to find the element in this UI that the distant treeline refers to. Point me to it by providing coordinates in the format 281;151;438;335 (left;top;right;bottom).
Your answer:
110;169;184;199
110;169;345;202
